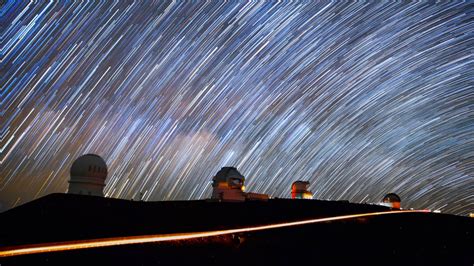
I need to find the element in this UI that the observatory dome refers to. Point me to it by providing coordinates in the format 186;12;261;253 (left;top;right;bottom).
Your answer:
212;167;245;184
70;154;107;180
382;193;401;209
68;154;107;197
291;181;313;199
383;193;401;203
211;167;246;201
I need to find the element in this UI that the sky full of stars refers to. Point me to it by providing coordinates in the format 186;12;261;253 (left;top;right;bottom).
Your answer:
1;1;472;215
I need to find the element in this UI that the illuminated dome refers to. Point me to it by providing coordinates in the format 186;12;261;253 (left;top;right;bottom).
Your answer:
211;167;246;201
383;193;401;203
68;154;107;197
291;181;313;199
212;167;245;186
382;193;401;209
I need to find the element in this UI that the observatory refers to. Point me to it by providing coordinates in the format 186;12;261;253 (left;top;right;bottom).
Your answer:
211;167;269;202
291;181;313;199
68;154;107;197
211;167;246;201
382;193;401;209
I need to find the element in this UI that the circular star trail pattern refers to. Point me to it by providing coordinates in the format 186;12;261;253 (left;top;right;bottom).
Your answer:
1;1;473;215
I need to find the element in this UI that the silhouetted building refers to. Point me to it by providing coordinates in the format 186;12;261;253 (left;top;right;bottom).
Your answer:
68;154;107;197
291;181;313;199
382;193;401;209
211;167;269;202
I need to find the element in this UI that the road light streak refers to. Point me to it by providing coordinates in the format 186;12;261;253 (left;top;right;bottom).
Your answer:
0;210;428;257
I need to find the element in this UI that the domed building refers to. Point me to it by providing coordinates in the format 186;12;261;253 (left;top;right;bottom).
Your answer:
210;167;269;202
382;193;401;209
291;181;313;199
211;167;246;201
68;154;107;197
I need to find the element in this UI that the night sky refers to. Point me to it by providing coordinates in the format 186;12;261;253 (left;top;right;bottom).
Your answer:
1;1;472;215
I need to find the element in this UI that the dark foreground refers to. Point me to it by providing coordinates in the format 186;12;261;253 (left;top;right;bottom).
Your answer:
0;194;472;265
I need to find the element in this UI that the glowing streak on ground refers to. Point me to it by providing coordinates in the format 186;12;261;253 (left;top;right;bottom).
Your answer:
0;210;428;257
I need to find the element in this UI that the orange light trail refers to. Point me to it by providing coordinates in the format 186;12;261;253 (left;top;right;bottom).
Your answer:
0;210;428;257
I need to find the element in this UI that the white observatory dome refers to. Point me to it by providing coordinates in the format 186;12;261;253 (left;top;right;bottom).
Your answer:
68;154;107;197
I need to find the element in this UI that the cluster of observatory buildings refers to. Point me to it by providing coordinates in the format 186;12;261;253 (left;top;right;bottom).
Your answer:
68;154;402;209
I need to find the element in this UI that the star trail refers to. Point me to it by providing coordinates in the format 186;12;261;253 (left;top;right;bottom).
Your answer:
0;1;472;215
